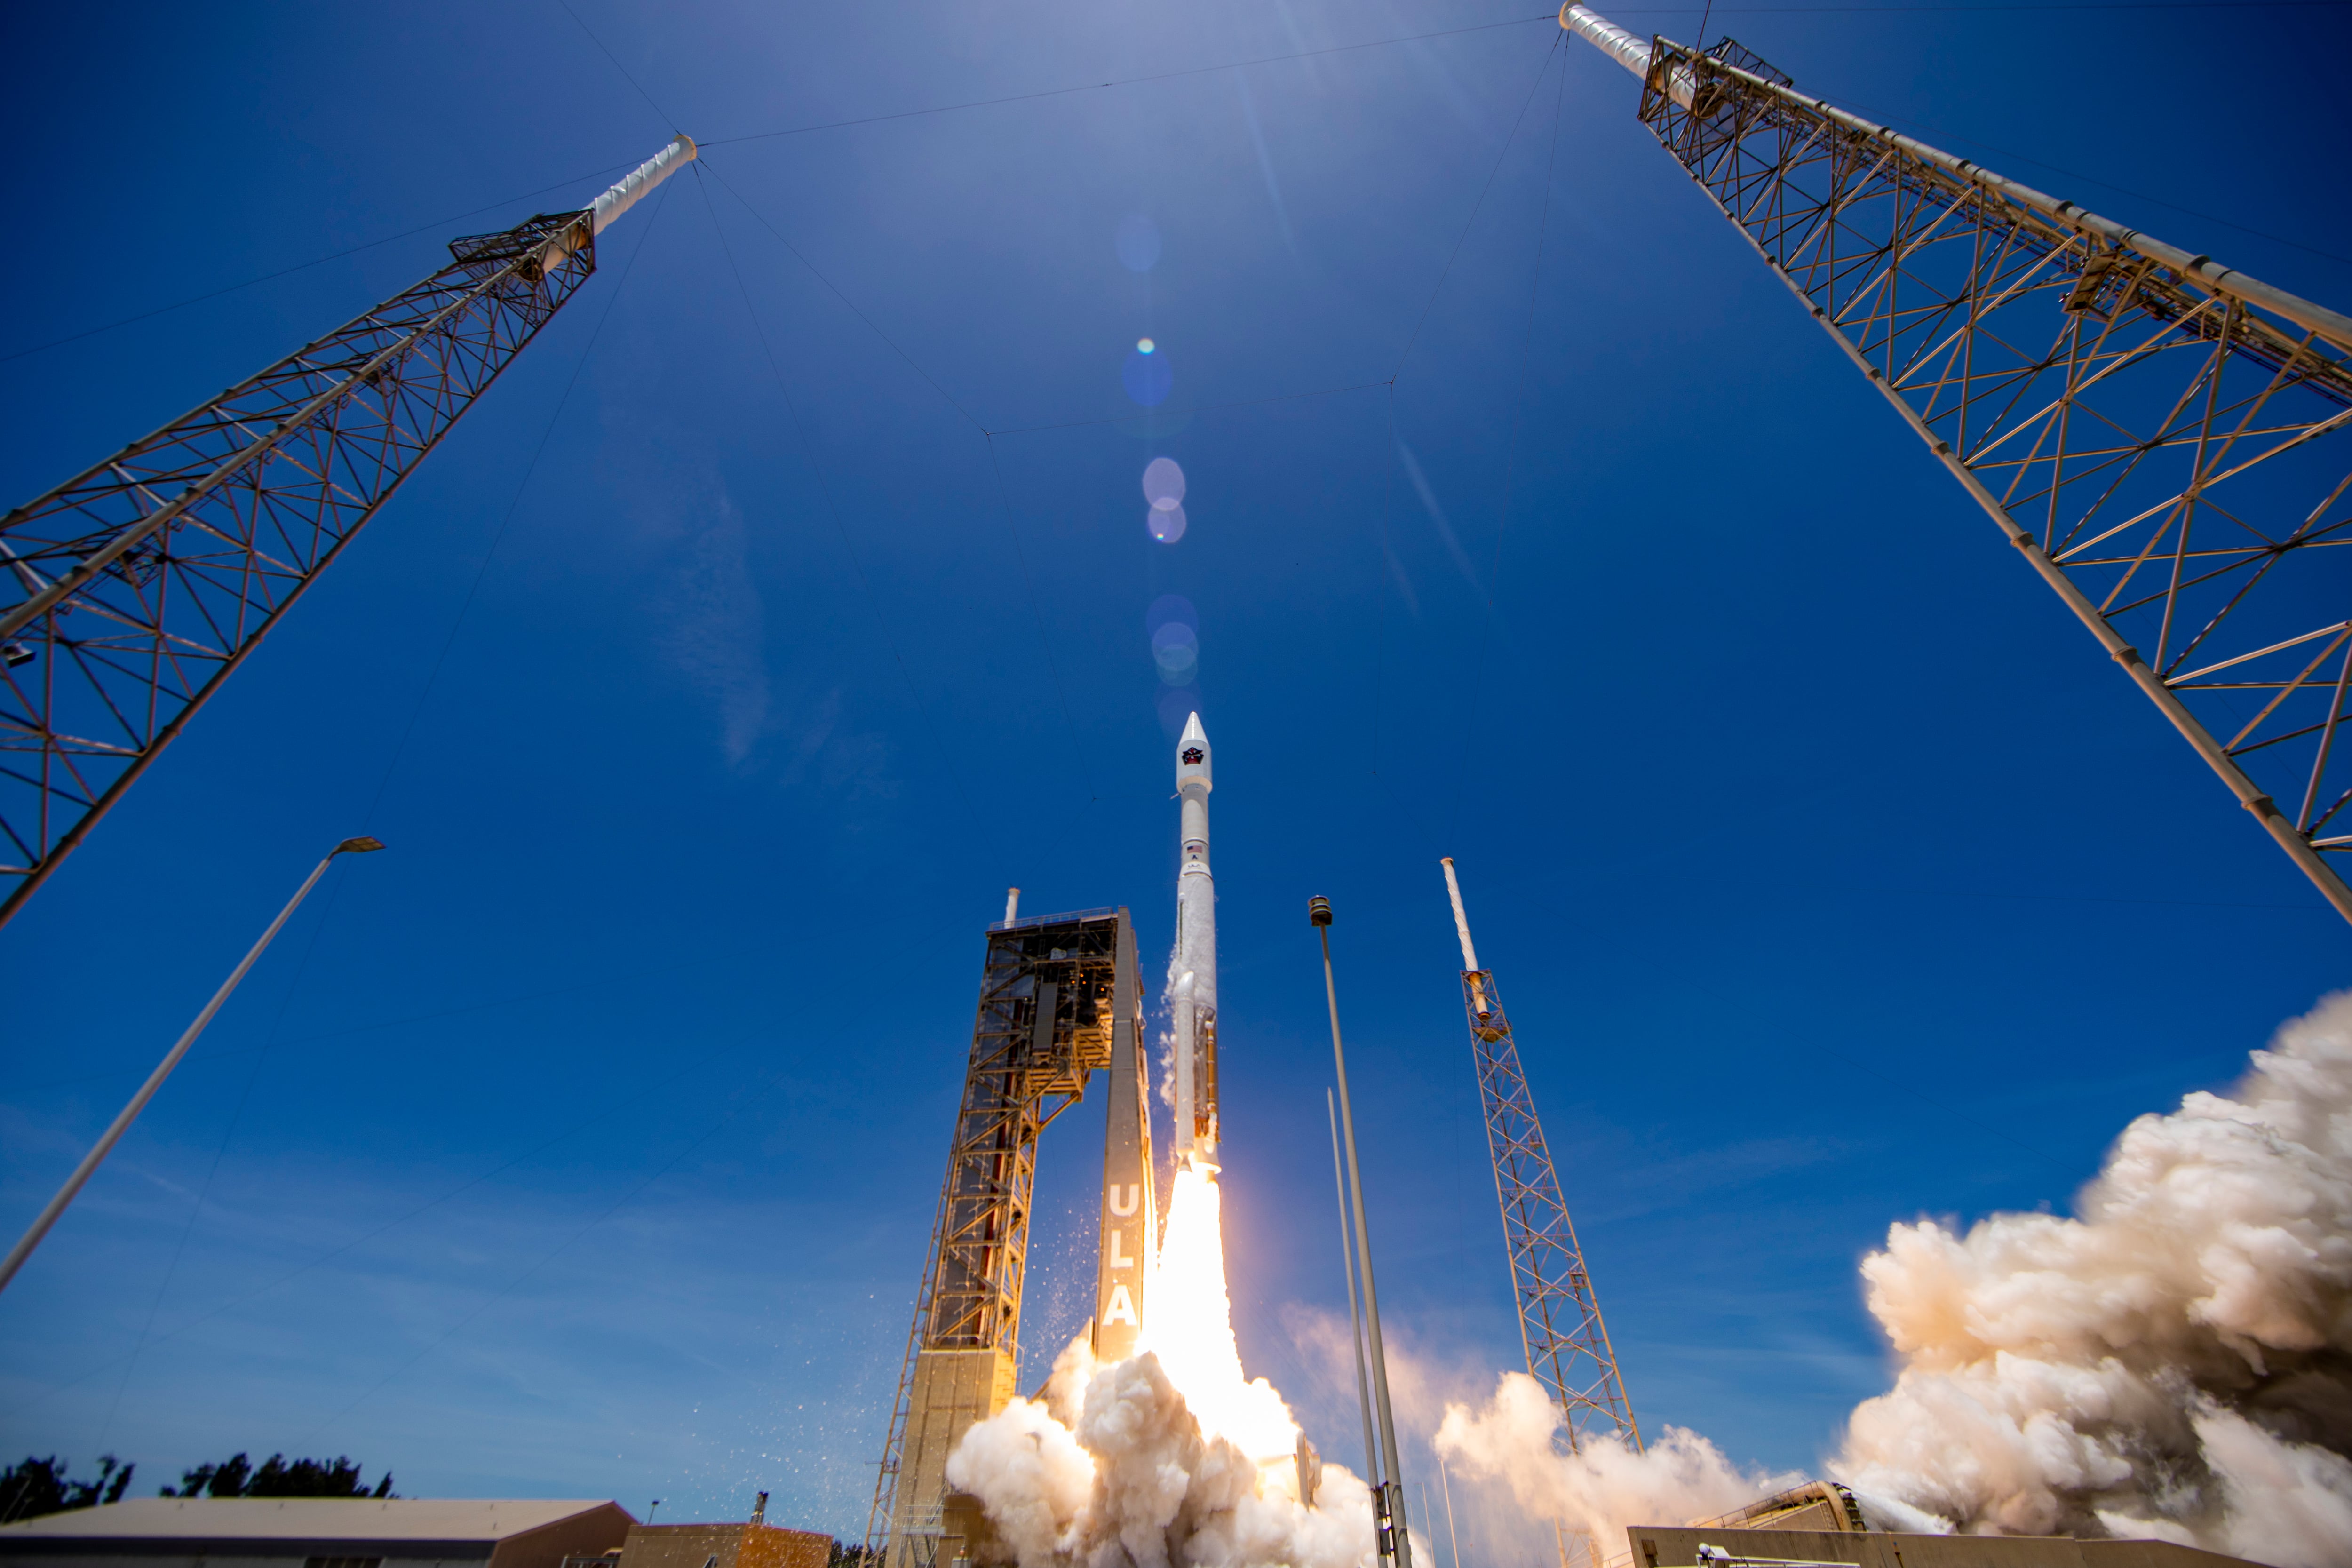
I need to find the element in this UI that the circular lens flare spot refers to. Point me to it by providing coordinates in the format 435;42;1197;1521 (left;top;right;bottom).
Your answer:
1123;347;1172;407
1137;337;1155;354
1148;504;1188;543
1152;621;1199;685
1146;593;1196;637
1143;457;1186;511
1116;215;1162;272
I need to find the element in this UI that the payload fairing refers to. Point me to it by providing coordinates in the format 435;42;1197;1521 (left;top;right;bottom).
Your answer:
1171;712;1219;1169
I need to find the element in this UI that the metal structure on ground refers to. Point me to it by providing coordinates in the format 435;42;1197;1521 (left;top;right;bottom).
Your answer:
1440;859;1639;1451
866;905;1144;1568
1561;4;2352;925
1311;893;1413;1568
0;135;696;927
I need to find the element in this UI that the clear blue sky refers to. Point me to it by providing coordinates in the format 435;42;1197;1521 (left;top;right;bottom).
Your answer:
3;0;2347;1540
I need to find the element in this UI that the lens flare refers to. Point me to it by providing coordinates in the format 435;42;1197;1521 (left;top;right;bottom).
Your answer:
1152;621;1198;684
1156;684;1200;736
1143;456;1186;510
1116;215;1162;272
1148;504;1187;543
1137;337;1156;354
1146;592;1196;637
1123;347;1173;407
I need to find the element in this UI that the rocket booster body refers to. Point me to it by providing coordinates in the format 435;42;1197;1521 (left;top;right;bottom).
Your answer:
1171;712;1219;1170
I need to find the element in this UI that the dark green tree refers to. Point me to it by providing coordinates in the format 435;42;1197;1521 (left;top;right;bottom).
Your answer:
0;1456;135;1523
164;1454;392;1499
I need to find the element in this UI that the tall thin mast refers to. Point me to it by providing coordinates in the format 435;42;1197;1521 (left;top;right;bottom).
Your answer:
0;136;695;924
1560;2;2352;925
1440;858;1638;1449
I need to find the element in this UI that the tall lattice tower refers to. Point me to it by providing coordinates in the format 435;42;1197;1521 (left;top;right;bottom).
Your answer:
1439;859;1638;1450
0;135;695;926
1559;3;2352;927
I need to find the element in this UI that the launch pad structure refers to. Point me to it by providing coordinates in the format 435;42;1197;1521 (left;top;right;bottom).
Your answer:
866;904;1155;1568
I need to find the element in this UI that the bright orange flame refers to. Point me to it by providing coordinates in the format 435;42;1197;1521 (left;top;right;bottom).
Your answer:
1140;1164;1302;1461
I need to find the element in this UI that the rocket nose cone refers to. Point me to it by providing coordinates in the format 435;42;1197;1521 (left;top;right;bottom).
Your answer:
1176;712;1210;784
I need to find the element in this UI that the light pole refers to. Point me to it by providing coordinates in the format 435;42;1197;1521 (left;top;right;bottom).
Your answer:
0;836;386;1295
1311;895;1413;1568
1328;1089;1380;1496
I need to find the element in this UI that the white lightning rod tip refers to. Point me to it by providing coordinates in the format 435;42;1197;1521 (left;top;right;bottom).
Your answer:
1440;858;1479;973
588;133;699;237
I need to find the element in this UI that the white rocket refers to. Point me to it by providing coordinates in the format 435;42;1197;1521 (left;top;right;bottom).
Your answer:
1171;711;1219;1170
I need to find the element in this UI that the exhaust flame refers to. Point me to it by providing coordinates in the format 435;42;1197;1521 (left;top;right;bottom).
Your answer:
948;1165;1390;1568
1141;1166;1302;1461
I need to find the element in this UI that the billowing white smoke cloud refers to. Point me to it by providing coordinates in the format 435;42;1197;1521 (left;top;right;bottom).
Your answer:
948;1167;1397;1568
1433;992;2352;1565
1436;1371;1800;1548
1829;992;2352;1561
947;1343;1385;1568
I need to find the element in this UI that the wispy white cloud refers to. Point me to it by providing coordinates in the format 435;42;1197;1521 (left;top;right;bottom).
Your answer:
1236;74;1307;277
659;494;771;768
1395;441;1482;595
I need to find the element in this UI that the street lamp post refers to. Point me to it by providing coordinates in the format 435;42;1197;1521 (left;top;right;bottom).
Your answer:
1311;895;1413;1568
0;836;386;1295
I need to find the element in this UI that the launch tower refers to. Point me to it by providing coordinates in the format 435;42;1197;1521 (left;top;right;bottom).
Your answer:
1440;860;1638;1449
866;904;1151;1568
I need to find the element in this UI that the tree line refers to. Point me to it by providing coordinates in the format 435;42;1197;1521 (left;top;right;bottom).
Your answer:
0;1453;394;1524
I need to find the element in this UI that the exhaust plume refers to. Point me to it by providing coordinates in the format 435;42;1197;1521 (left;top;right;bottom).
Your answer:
1435;990;2352;1564
948;1171;1396;1568
1830;991;2352;1559
1436;1372;1801;1547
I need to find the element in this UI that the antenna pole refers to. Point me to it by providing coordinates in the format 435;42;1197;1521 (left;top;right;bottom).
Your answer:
1311;896;1413;1568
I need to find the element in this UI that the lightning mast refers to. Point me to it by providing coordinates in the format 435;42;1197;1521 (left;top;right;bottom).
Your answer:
0;135;696;925
1439;859;1638;1450
1559;4;2352;925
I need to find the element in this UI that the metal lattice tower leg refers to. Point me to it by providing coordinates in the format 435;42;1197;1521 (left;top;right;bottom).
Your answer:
0;137;695;927
865;906;1135;1568
1561;5;2352;925
1440;862;1638;1451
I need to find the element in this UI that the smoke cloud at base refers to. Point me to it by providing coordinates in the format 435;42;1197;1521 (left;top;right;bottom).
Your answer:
948;1346;1390;1568
1828;991;2352;1562
1436;1372;1803;1547
1436;991;2352;1567
956;941;2352;1568
949;1166;1406;1568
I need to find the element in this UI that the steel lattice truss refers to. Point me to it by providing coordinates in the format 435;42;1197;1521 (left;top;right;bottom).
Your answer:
866;910;1124;1560
1637;38;2352;918
1458;968;1638;1449
0;212;597;924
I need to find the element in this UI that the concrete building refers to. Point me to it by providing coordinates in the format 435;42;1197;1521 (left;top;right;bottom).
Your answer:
1616;1483;2261;1567
1625;1522;2257;1567
0;1498;634;1568
605;1523;826;1568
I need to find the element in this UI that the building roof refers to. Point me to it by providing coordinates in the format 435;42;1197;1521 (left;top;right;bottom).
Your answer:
0;1498;628;1546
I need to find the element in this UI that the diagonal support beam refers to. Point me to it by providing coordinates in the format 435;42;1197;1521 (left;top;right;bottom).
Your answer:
1559;6;2352;923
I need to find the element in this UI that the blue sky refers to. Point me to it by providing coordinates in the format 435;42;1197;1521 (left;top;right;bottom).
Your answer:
3;0;2349;1542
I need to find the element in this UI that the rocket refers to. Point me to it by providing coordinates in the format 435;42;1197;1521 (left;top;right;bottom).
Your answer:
1171;711;1219;1170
